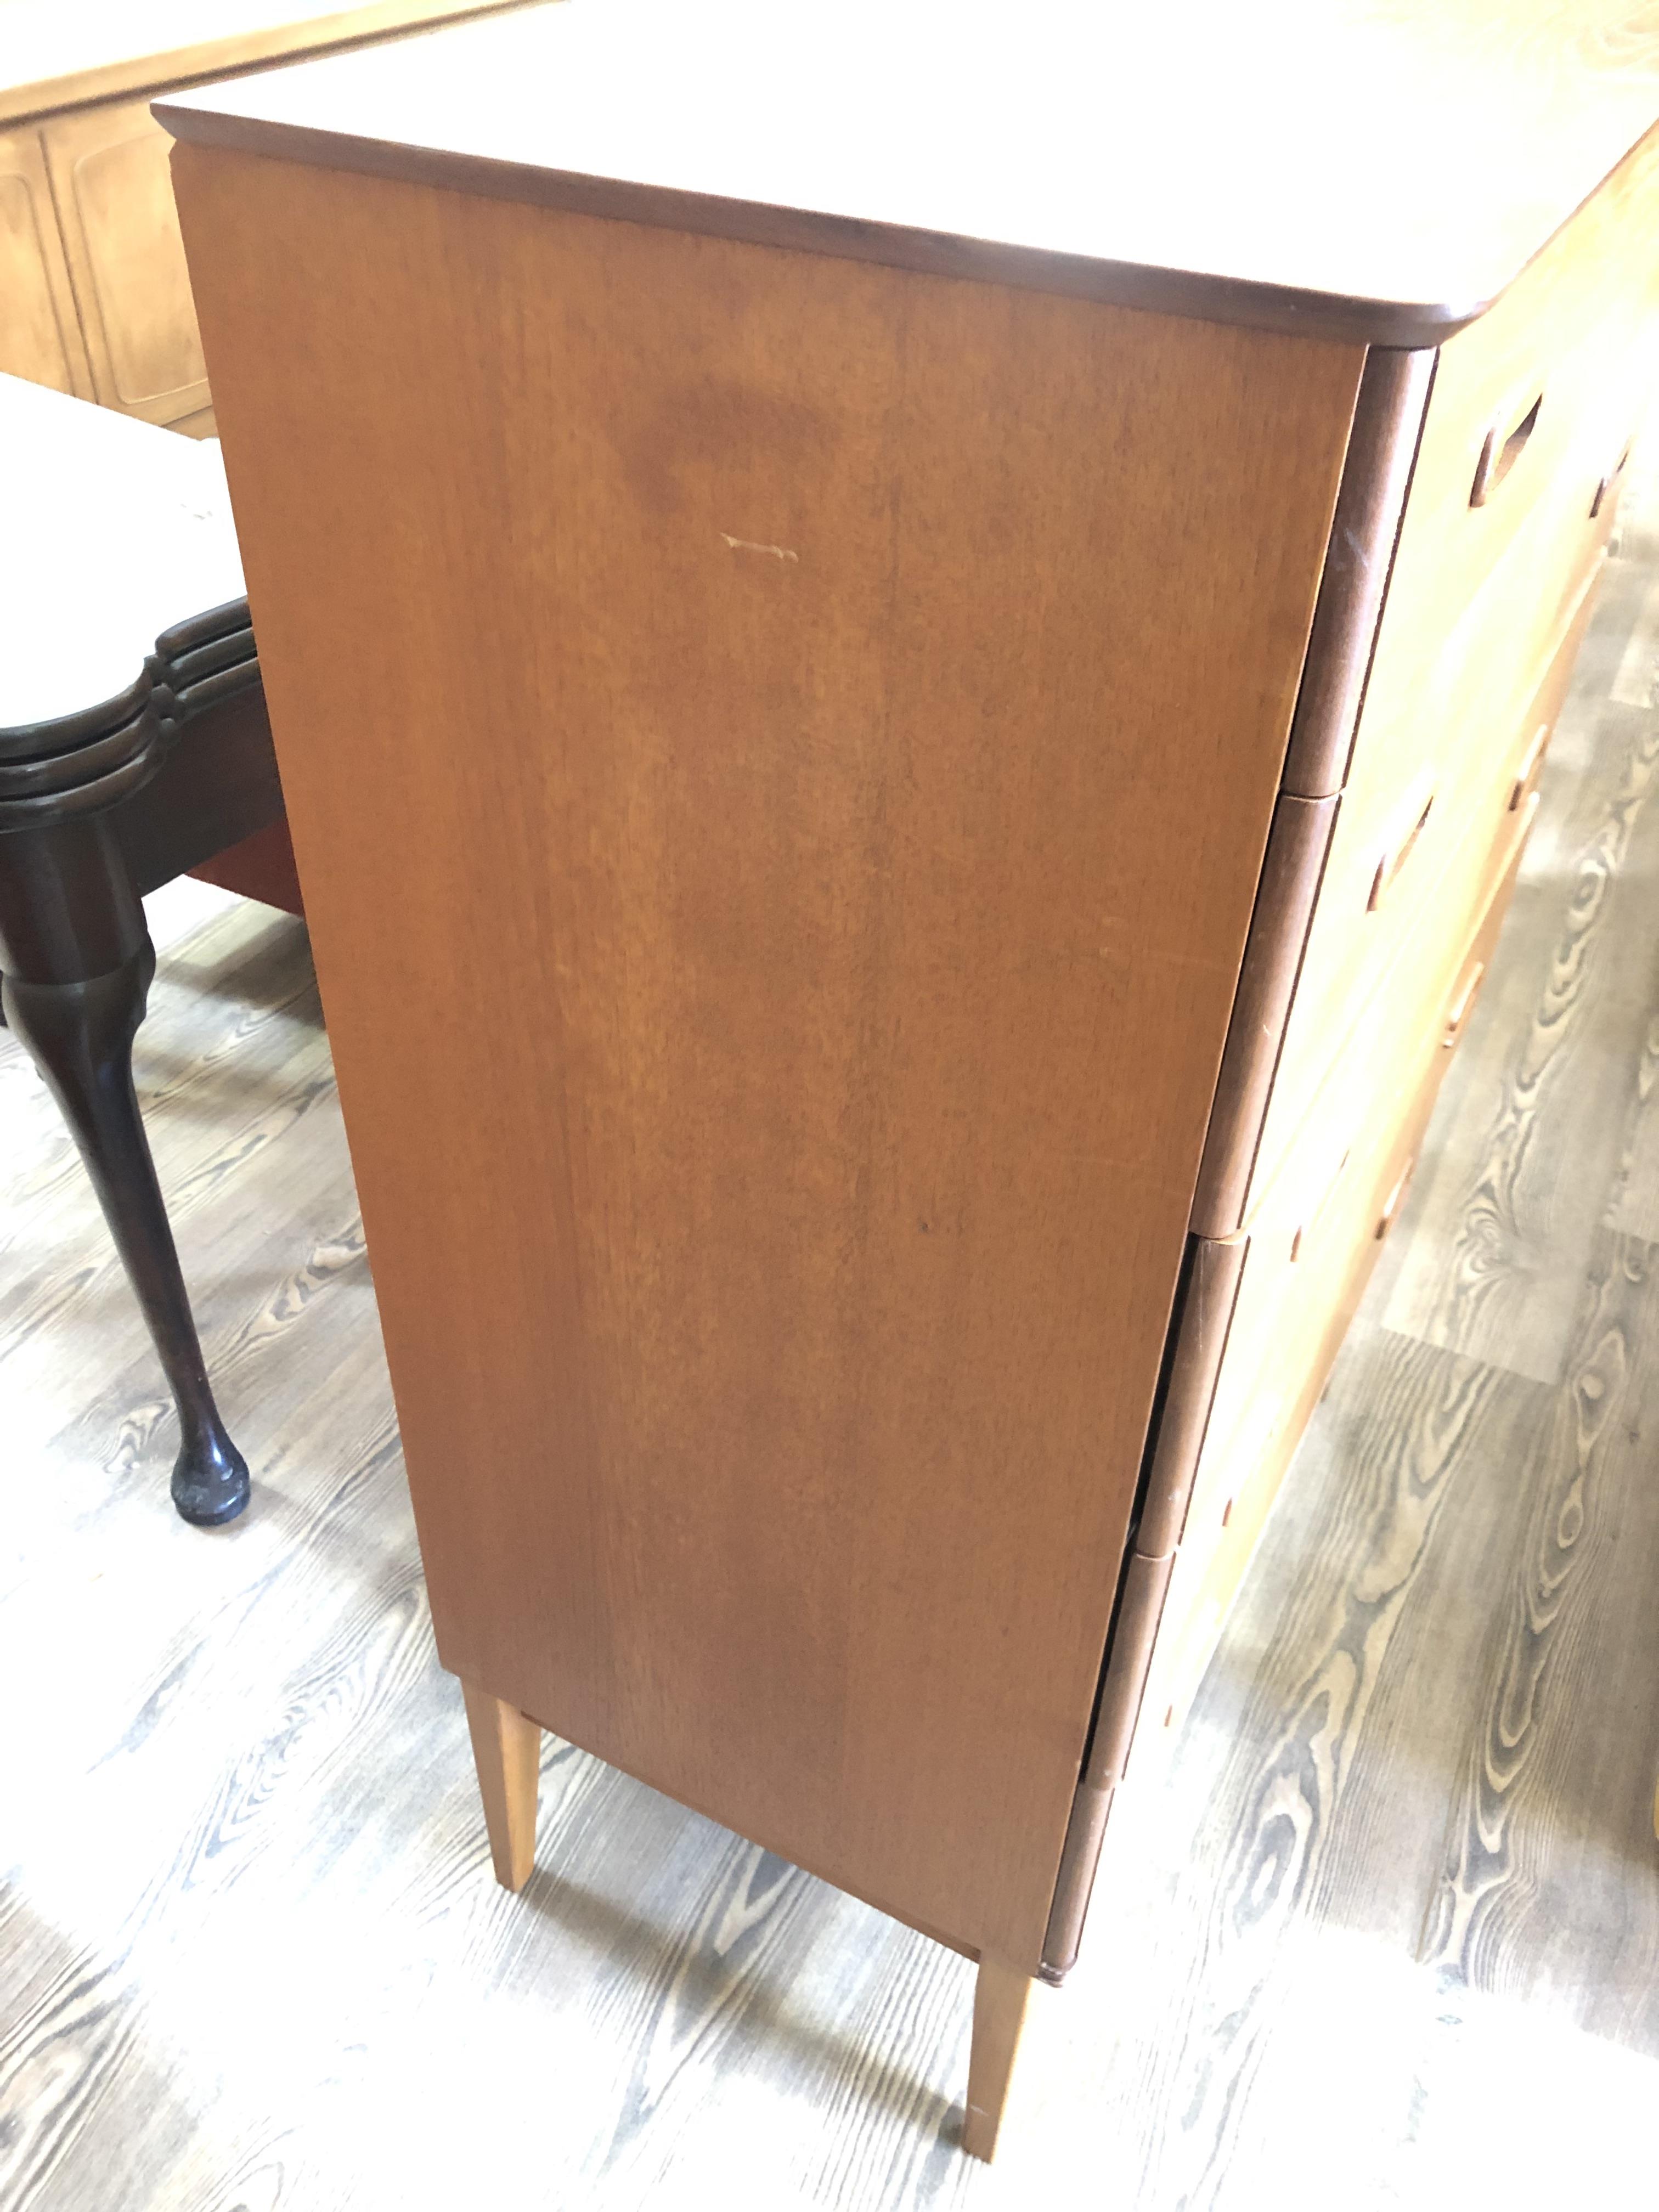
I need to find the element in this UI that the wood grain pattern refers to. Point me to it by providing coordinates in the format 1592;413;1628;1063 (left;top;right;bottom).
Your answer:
0;122;94;397
171;140;1360;1969
1144;802;1537;1746
1092;443;1659;2202
1217;132;1659;1233
7;439;1659;2202
1423;1227;1659;2029
1115;1333;1539;2207
155;1;1659;345
461;1681;540;1890
1383;549;1659;1377
42;98;209;424
2;4;532;441
961;1961;1033;2162
1606;1002;1659;1242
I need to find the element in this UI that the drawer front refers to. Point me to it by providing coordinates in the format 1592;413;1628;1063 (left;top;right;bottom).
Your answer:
1229;548;1600;1227
1189;129;1659;1235
1369;128;1659;686
1135;818;1531;1752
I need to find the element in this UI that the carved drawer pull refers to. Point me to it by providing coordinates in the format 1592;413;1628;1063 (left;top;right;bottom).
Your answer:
1470;392;1543;507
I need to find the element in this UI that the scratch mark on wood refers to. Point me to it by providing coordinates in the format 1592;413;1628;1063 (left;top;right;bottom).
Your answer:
719;533;798;563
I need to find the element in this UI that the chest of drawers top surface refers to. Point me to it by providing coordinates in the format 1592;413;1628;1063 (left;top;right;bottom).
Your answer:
158;0;1659;344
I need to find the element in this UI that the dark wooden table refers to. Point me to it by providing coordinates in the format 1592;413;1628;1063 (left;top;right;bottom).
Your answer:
0;371;299;1523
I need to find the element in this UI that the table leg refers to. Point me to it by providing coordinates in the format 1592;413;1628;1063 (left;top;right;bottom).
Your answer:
2;944;250;1526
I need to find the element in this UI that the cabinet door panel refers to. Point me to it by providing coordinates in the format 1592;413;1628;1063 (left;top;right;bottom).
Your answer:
0;123;94;396
44;98;209;422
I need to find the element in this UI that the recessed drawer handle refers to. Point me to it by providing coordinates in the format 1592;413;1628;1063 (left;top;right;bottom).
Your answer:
1368;788;1435;911
1289;1144;1351;1263
1443;961;1487;1048
1470;392;1543;508
1375;1156;1418;1240
1590;441;1634;521
1510;721;1549;810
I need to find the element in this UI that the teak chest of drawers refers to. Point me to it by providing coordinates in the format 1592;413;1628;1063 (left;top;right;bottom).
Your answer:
157;0;1659;2157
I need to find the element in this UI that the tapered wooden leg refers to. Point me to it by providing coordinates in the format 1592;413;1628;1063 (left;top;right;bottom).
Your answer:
461;1679;541;1890
962;1956;1034;2162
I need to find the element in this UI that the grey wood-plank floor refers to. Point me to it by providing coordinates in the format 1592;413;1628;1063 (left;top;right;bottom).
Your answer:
8;485;1659;2212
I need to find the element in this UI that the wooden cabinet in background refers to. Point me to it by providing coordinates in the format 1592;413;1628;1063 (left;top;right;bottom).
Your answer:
42;97;211;427
0;124;93;399
0;1;532;436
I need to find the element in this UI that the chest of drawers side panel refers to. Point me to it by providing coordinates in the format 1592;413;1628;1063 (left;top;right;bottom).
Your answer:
171;142;1362;1968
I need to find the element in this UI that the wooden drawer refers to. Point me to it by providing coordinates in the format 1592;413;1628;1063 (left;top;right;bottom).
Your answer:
1134;811;1532;1752
1387;292;1646;658
1210;540;1602;1233
1195;145;1659;1239
1277;132;1659;827
1358;129;1659;713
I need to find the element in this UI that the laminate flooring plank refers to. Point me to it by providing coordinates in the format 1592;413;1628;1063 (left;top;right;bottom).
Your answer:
1601;552;1659;1239
1421;1223;1659;2051
1382;554;1659;1379
0;908;1032;2209
1202;1327;1549;1954
1604;1004;1659;1239
1086;1328;1537;2211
